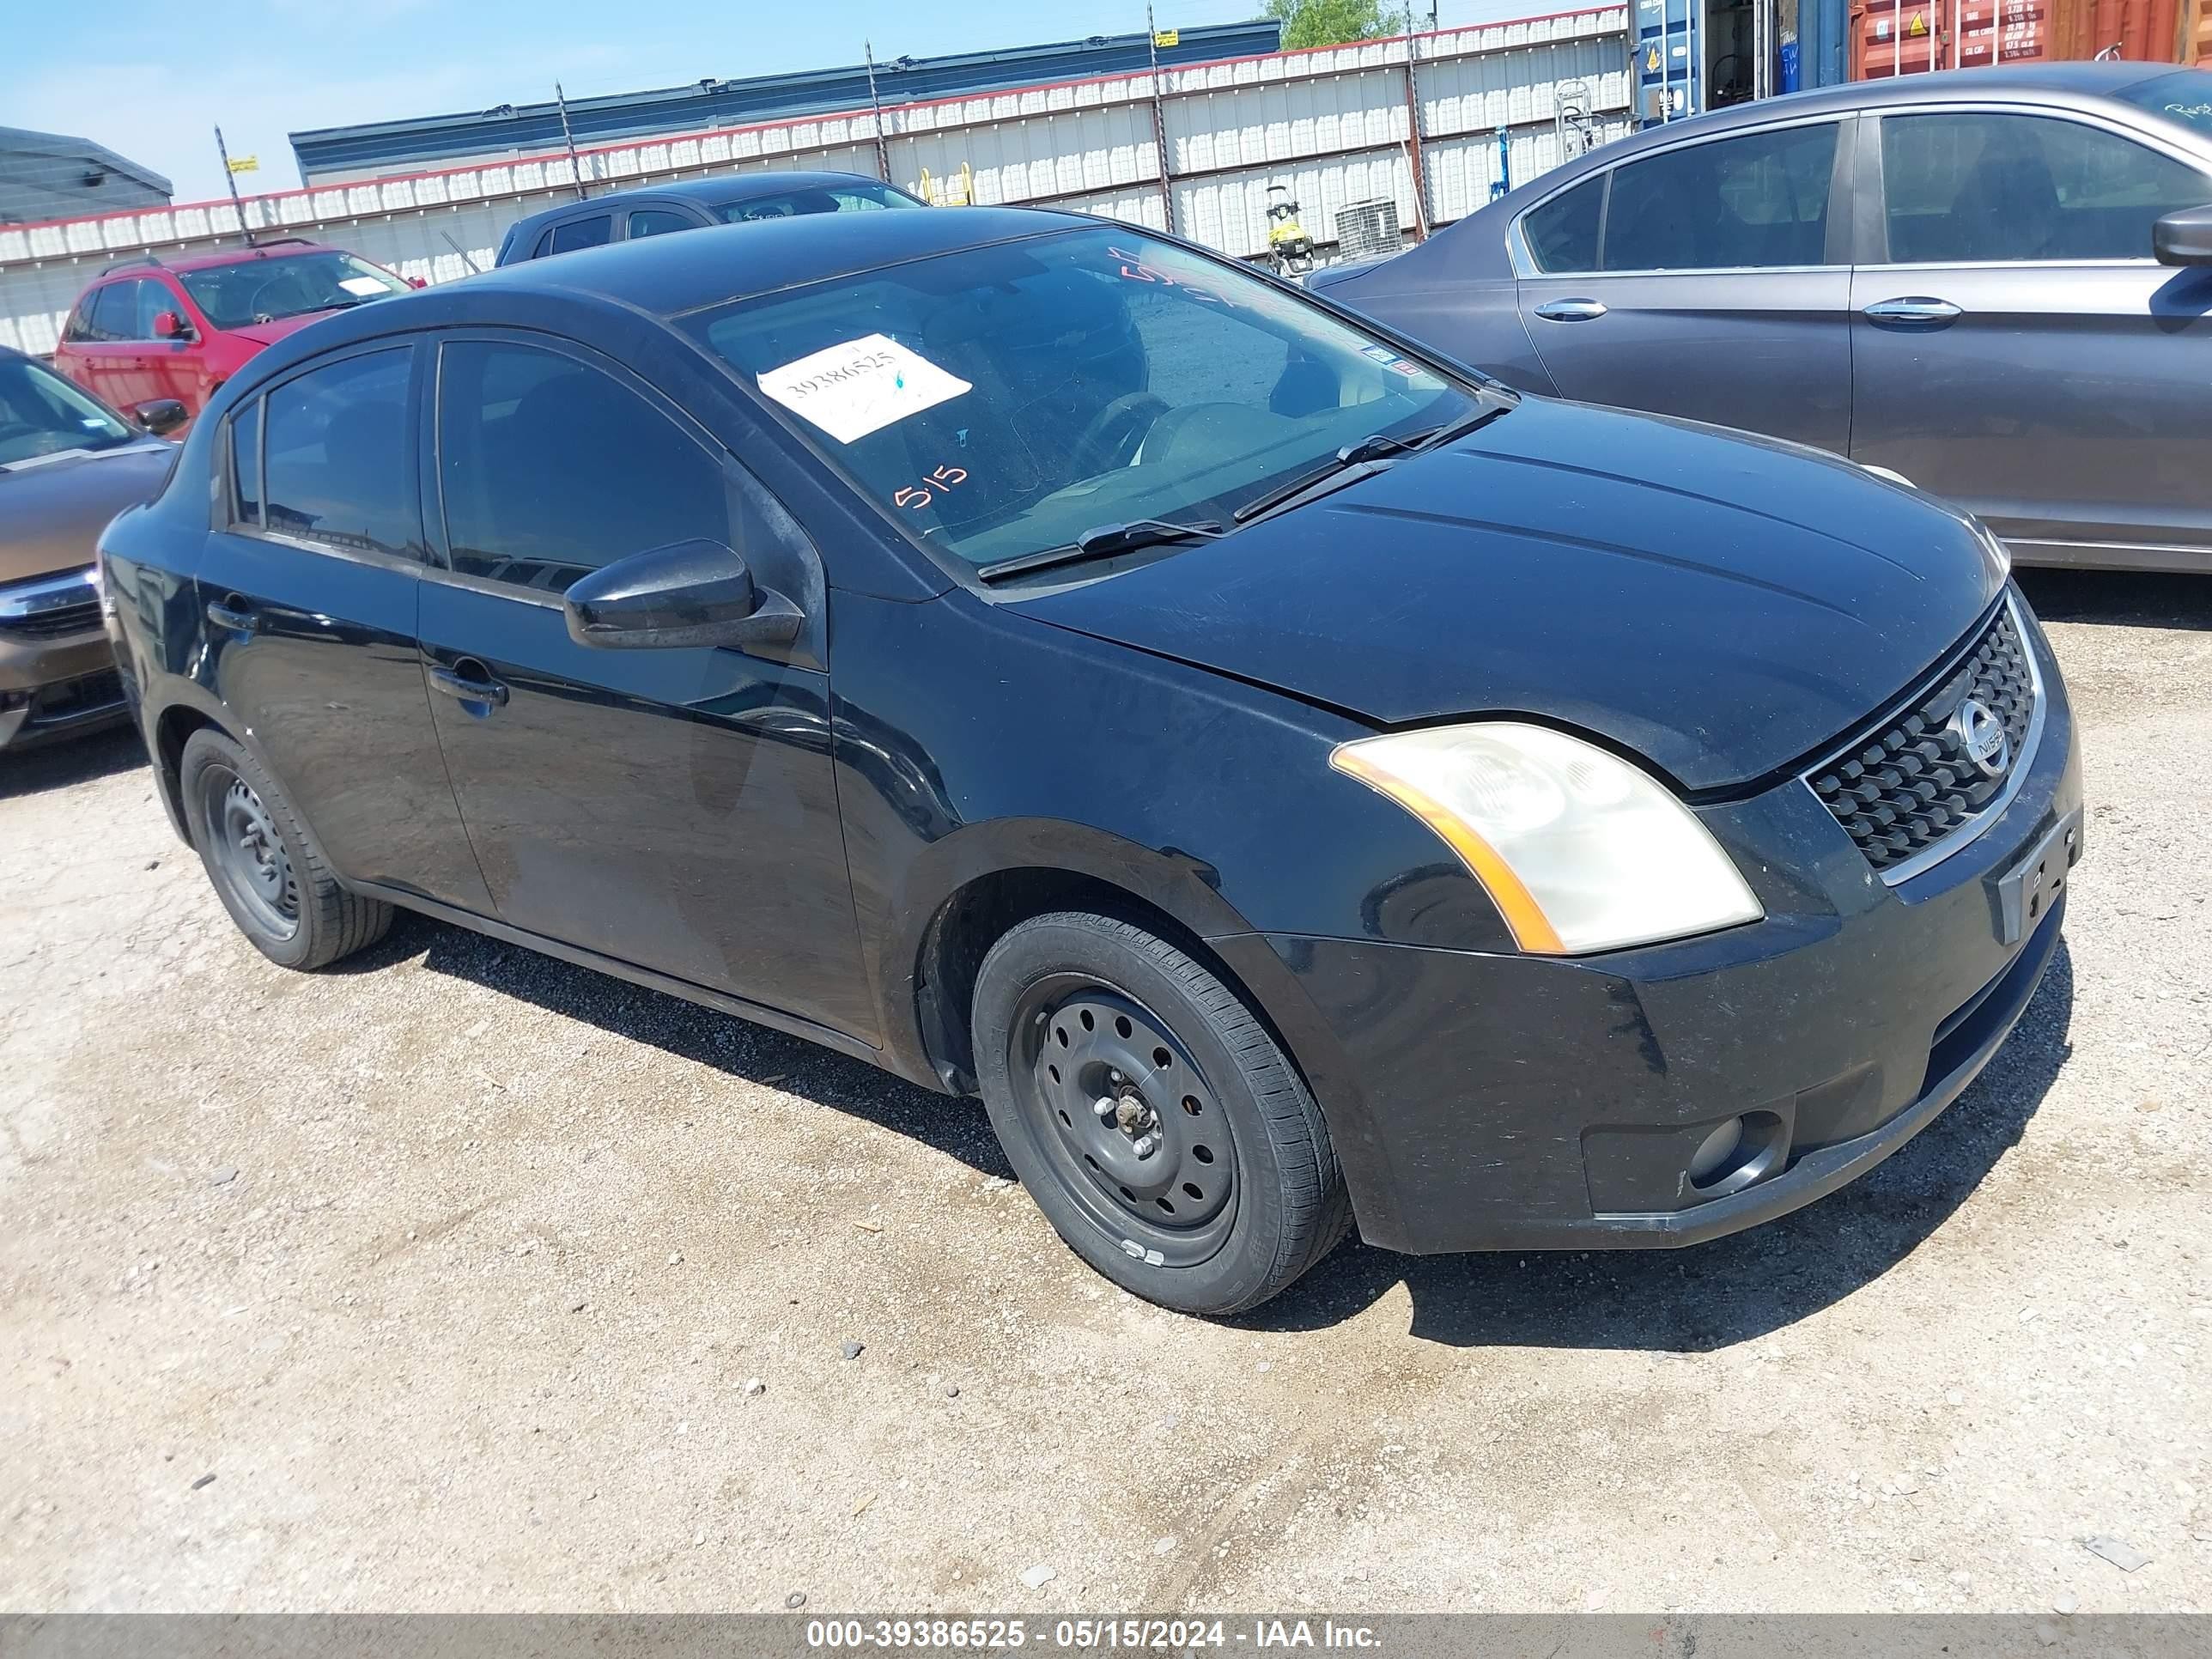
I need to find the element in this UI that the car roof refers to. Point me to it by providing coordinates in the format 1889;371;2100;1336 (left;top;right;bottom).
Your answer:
501;170;910;246
476;203;1095;315
96;240;346;278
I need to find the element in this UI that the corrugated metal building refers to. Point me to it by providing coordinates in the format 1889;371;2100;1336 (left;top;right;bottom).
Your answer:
0;128;172;227
289;21;1285;185
0;10;1633;356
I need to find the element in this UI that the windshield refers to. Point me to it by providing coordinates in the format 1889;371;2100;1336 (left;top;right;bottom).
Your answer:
2117;70;2212;143
715;182;921;222
179;250;410;329
0;355;137;468
687;227;1479;568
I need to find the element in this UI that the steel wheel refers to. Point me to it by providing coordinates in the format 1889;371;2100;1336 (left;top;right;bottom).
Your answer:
1010;977;1237;1268
199;766;300;941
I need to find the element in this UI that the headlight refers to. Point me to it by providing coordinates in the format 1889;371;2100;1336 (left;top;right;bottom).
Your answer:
1330;723;1763;955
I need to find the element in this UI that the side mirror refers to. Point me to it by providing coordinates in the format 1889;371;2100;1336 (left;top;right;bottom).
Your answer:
564;538;802;651
133;398;190;436
406;276;428;289
152;309;189;339
2154;203;2212;267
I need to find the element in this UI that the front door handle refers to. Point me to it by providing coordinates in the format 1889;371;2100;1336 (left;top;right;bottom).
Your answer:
1863;296;1962;328
1533;297;1608;322
205;596;258;634
428;660;509;710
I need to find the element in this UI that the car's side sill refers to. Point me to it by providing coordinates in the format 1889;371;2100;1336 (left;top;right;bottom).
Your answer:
349;880;889;1071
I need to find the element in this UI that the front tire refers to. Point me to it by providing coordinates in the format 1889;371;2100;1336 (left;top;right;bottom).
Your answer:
971;912;1350;1316
179;727;391;970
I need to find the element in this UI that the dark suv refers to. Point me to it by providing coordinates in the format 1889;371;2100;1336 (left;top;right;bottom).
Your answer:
98;210;2080;1316
495;172;924;265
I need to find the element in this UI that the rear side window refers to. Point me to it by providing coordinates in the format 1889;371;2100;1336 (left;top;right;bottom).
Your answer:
1522;177;1602;272
435;341;727;593
261;349;416;556
230;399;263;525
88;282;140;341
547;216;613;254
1601;122;1838;270
1881;112;2212;263
627;208;694;239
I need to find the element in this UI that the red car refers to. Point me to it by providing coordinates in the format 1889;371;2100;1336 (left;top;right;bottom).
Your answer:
52;239;417;432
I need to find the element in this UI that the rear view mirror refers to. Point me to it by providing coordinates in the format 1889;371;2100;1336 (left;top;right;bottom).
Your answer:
2154;203;2212;266
565;538;802;651
152;309;188;338
133;398;189;436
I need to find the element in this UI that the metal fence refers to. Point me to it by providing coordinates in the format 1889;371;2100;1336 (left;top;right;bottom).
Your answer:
0;9;1632;357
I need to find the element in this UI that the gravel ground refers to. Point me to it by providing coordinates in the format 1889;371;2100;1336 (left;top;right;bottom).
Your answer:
1;568;2207;1614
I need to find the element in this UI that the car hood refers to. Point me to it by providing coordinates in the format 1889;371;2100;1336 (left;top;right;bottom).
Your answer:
0;442;175;583
1012;398;2006;793
226;312;342;349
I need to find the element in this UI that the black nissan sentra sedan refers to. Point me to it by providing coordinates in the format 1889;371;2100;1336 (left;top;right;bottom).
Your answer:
97;207;2082;1316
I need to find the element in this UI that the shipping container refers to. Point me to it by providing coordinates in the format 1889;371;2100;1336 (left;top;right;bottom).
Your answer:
1852;0;2197;76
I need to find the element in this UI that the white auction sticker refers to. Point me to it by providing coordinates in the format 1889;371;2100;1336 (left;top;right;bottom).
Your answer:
338;276;390;297
757;334;971;444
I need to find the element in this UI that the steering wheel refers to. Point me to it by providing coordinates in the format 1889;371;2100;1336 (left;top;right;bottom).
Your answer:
1068;392;1170;477
243;276;303;324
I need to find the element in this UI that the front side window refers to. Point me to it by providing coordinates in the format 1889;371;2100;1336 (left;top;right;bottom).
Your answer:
179;251;409;330
1522;175;1602;272
261;349;416;556
436;341;727;593
1881;112;2212;263
627;209;695;240
687;226;1478;571
135;280;186;337
0;354;137;467
1602;122;1838;271
715;181;921;222
547;216;613;254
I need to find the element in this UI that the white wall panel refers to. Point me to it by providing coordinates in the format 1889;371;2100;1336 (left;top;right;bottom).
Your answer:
0;10;1632;354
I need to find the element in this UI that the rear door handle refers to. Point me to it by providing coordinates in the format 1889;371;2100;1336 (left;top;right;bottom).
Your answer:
205;597;258;634
1863;296;1962;328
1533;297;1607;322
428;660;510;709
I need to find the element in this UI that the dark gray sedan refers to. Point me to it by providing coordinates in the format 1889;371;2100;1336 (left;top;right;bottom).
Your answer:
1311;64;2212;573
494;170;925;266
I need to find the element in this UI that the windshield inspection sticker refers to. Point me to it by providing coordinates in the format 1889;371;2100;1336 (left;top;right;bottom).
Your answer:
337;276;389;297
757;334;972;445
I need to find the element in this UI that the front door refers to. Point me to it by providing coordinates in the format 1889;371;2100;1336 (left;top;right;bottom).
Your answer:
198;340;494;911
1850;107;2212;562
416;334;873;1039
1514;115;1855;453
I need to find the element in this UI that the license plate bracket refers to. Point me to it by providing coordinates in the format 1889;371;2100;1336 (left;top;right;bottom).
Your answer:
1991;808;2082;946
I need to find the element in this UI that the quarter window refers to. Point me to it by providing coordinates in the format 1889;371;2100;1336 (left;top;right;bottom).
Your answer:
1522;176;1603;273
1601;122;1838;270
435;341;728;593
627;209;694;240
230;399;263;526
1881;112;2212;264
547;216;613;254
260;349;416;556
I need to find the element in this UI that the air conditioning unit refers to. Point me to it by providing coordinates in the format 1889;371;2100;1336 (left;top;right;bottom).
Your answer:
1334;198;1401;260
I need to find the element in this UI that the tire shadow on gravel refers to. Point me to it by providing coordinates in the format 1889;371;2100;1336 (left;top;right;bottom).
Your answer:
0;724;145;801
1246;941;2076;1350
343;908;1012;1181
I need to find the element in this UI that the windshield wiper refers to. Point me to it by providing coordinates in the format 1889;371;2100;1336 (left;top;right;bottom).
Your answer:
975;518;1224;585
1231;406;1504;525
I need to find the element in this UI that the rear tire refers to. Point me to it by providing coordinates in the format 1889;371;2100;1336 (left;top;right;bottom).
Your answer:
179;727;391;970
972;911;1350;1316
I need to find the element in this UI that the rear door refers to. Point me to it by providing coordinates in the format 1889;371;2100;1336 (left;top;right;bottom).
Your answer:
1850;106;2212;562
416;332;872;1036
70;282;155;414
1513;114;1855;452
200;342;493;911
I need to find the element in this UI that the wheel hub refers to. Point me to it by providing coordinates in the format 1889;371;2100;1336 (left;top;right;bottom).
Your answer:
202;767;300;939
1018;986;1235;1258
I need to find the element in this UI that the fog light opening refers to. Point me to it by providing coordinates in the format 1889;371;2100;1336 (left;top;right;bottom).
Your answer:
1686;1110;1788;1195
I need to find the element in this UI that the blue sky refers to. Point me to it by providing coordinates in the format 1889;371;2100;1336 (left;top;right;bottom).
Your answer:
8;0;1541;205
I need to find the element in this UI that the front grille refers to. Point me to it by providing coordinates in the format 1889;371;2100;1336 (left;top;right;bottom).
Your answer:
1808;597;2039;879
0;598;102;641
27;668;125;726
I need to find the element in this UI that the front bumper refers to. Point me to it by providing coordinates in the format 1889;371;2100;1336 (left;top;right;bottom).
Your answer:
0;625;125;750
1223;600;2083;1255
